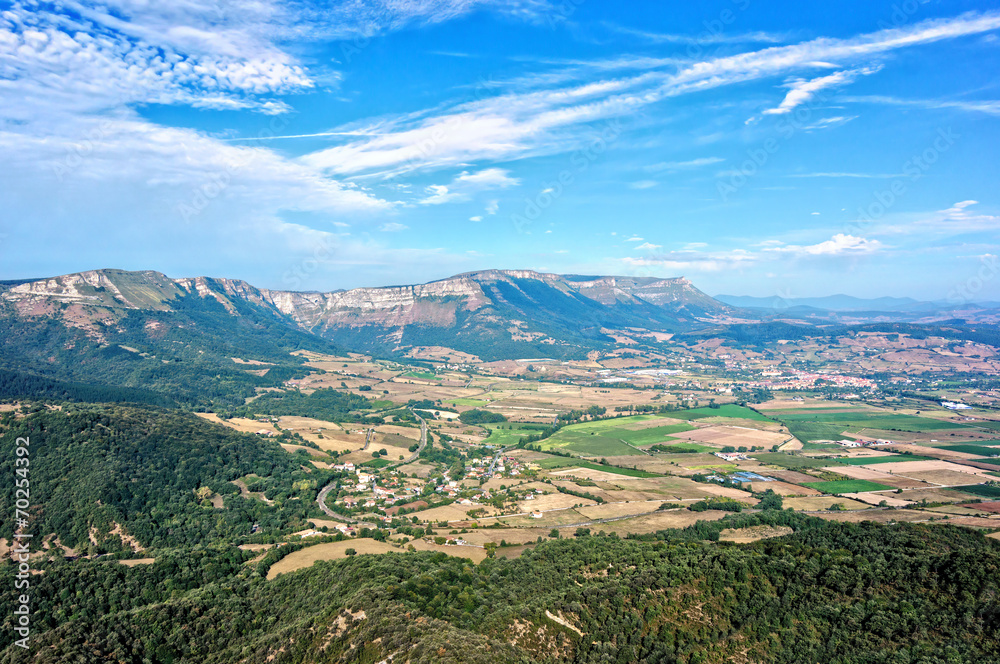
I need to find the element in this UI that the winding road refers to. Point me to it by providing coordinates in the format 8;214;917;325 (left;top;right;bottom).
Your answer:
315;409;427;526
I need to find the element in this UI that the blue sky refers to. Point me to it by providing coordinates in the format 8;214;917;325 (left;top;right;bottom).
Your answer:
1;0;999;300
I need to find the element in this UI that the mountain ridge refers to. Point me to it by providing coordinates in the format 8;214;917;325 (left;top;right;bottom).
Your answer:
1;268;742;360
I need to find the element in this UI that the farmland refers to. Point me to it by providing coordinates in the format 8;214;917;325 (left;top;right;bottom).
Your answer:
836;454;935;465
802;479;898;494
775;409;969;443
534;414;695;457
933;444;1000;456
673;404;773;422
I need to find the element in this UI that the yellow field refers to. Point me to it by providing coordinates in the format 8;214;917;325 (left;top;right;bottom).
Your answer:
595;509;730;534
519;492;594;512
267;540;399;578
119;558;155;567
196;413;274;434
267;538;487;579
575;501;661;520
783;496;872;511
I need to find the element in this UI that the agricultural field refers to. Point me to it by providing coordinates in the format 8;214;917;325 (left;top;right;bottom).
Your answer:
535;415;693;457
802;479;896;494
751;452;844;469
534;456;661;478
649;441;715;454
672;404;773;421
837;454;935;465
482;423;541;447
932;444;1000;456
775;409;969;443
446;398;489;407
957;484;1000;499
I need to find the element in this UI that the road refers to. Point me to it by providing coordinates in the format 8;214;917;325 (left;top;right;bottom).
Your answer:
389;409;428;468
315;411;426;527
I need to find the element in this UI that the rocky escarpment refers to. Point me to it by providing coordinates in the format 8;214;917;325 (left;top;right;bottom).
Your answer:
1;268;736;357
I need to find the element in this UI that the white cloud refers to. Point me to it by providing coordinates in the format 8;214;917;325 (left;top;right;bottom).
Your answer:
623;249;757;273
766;234;883;256
418;168;519;205
469;215;483;222
790;172;904;178
761;66;880;116
629;180;659;189
486;199;500;215
646;157;724;173
625;236;645;242
634;242;662;251
843;95;1000;115
380;222;409;232
880;200;1000;236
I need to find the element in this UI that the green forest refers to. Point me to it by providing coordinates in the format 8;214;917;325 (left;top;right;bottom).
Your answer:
0;291;342;408
0;406;338;551
2;513;998;663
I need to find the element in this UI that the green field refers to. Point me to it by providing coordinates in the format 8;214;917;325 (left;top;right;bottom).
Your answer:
446;398;488;407
802;479;895;494
970;421;1000;431
361;458;392;468
776;410;965;443
402;371;440;380
976;458;1000;467
483;424;536;447
837;454;934;465
752;453;843;469
934;444;1000;457
537;415;693;457
650;441;715;454
673;404;772;422
954;484;1000;499
535;456;661;478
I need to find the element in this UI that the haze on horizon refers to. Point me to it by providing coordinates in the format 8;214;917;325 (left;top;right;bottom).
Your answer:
1;0;998;301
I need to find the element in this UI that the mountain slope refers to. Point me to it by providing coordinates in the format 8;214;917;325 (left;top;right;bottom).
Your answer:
0;269;344;406
261;270;740;360
1;269;742;365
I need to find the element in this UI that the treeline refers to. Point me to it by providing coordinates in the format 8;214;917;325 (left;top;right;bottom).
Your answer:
458;409;507;424
232;387;374;422
0;368;173;406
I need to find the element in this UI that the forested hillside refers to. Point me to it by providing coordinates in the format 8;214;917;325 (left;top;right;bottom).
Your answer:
0;406;337;551
2;514;998;663
0;285;343;408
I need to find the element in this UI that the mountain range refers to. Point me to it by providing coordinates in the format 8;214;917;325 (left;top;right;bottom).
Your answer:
0;268;747;362
3;268;1000;398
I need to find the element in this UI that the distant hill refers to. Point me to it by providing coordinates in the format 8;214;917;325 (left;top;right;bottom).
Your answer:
715;293;922;311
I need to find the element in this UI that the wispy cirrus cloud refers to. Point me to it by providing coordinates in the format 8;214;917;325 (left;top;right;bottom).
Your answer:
759;66;881;117
645;157;725;173
877;200;1000;236
842;95;1000;115
301;11;1000;178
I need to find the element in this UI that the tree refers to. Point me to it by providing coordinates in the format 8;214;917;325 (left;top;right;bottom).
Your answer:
345;548;357;556
758;489;783;511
